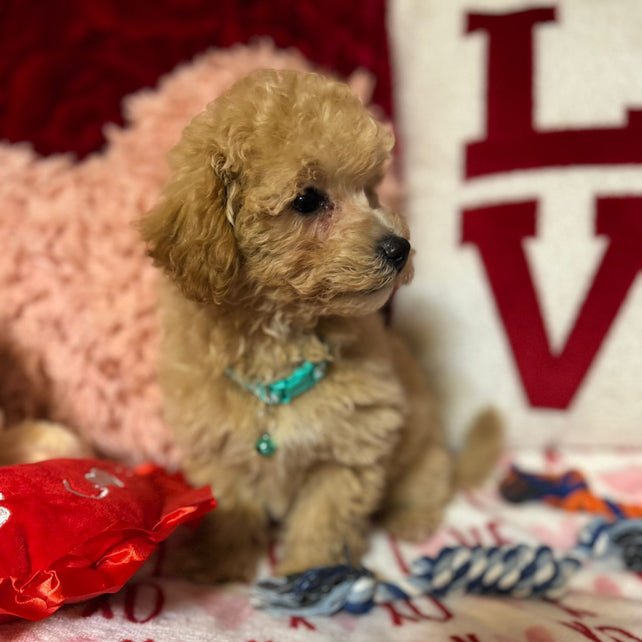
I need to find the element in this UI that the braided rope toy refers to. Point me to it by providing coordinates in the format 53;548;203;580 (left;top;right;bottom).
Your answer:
500;466;642;519
252;518;642;616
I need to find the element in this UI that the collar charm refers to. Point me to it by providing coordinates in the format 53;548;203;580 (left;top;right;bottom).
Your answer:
225;359;329;457
255;432;277;457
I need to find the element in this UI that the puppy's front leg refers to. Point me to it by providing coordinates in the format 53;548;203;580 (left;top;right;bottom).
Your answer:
275;463;383;576
169;495;268;584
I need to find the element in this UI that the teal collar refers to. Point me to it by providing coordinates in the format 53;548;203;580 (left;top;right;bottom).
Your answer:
225;359;328;406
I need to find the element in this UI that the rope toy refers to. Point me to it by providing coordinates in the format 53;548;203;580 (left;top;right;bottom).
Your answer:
252;517;642;616
500;466;642;519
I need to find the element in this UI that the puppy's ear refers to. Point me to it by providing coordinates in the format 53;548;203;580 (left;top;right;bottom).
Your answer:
140;150;240;304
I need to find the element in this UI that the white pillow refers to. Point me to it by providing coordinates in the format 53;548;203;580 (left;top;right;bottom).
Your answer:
390;0;642;447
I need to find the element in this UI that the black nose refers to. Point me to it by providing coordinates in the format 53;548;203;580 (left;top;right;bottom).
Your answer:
378;235;411;272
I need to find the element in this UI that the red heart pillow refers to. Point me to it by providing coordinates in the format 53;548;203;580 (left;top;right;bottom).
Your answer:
0;458;215;622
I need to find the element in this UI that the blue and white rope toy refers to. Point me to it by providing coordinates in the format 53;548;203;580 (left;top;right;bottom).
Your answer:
252;518;642;616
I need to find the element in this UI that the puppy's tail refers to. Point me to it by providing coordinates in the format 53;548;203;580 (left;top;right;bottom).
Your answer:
453;408;503;490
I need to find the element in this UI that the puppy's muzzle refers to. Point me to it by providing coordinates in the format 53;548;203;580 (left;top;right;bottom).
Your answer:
378;235;410;273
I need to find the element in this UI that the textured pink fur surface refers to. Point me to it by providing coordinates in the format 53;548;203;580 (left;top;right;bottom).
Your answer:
0;43;401;467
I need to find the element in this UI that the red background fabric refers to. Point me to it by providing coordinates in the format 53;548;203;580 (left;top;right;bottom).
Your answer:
0;0;391;158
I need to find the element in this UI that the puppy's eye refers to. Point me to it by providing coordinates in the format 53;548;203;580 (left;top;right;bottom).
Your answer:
291;187;328;215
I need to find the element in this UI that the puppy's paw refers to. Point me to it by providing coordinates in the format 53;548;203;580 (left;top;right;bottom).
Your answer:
275;534;368;576
182;550;259;584
380;506;443;543
164;534;262;584
162;511;266;584
274;553;339;578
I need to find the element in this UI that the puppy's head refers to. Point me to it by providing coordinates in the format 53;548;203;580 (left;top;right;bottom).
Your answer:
141;69;413;317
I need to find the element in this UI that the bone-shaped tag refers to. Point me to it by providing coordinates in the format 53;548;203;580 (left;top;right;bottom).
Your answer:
63;467;125;499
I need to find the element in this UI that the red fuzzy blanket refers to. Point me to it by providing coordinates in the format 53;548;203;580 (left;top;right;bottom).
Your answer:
0;0;391;158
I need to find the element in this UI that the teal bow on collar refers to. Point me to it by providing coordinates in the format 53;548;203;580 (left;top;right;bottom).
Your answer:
225;359;329;406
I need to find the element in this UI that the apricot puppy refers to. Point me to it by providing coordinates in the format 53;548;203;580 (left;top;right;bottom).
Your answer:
141;69;499;582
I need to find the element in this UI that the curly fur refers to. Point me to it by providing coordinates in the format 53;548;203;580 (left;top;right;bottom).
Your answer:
140;69;500;582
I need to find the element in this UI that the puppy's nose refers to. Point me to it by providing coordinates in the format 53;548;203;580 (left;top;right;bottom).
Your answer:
378;235;411;272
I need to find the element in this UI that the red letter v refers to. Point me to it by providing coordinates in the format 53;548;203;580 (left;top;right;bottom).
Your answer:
462;198;642;408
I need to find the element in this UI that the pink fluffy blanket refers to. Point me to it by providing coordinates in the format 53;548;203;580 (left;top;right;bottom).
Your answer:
0;43;400;467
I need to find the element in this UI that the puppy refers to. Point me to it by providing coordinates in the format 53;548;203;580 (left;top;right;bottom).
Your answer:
140;69;500;582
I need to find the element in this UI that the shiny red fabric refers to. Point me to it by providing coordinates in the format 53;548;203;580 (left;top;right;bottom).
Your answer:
0;458;215;622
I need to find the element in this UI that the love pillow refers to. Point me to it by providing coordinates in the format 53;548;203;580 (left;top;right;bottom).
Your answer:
390;0;642;448
0;458;215;622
